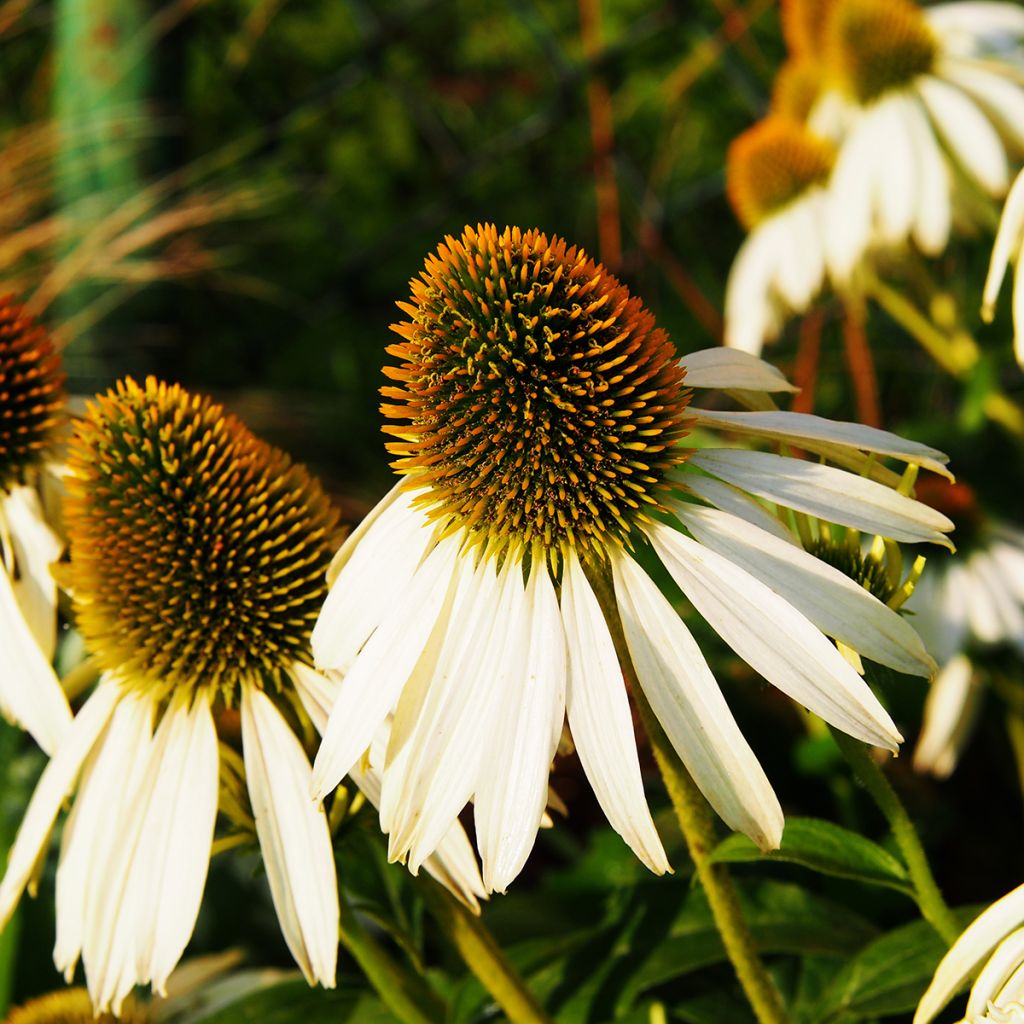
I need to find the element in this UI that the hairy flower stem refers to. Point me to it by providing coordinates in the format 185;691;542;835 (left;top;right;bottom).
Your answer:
339;892;446;1024
420;882;553;1024
829;727;959;944
589;567;788;1024
864;275;1024;441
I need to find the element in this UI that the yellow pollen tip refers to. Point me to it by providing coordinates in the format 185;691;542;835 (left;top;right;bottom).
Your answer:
63;376;340;703
727;117;835;230
384;224;692;555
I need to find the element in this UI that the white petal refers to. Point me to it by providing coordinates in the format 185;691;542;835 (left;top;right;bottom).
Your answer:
984;169;1024;321
55;692;154;980
290;661;336;735
475;557;567;893
389;555;524;873
915;882;1024;1024
918;74;1009;195
1014;241;1024;368
942;61;1024;150
825;113;879;280
311;533;462;802
913;655;978;778
907;565;969;666
688;448;954;547
902;96;953;254
681;347;798;393
243;685;339;987
724;228;780;355
926;3;1024;49
313;490;434;673
677;474;797;544
771;204;822;311
647;522;902;750
130;694;220;994
0;680;119;932
611;550;783;850
561;549;669;874
871;96;918;245
690;408;952;480
672;502;935;676
2;487;61;658
968;928;1024;1018
0;560;71;755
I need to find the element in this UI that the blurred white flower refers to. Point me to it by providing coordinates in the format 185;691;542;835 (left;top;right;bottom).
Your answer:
910;481;1024;777
723;116;836;354
917;883;1024;1023
311;226;953;896
808;0;1024;280
983;165;1024;367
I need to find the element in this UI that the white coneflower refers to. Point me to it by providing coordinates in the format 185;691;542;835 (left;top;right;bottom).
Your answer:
311;224;954;897
983;165;1024;368
0;296;71;755
908;479;1024;778
723;115;836;355
917;882;1024;1023
806;0;1024;280
0;378;345;1014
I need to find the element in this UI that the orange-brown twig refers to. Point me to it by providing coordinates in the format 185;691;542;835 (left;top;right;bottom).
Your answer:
792;308;823;415
842;298;881;427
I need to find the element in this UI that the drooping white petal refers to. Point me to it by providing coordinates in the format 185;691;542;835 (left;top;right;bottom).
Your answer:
611;550;783;851
902;96;953;255
825;113;879;280
971;551;1024;651
688;448;954;547
926;3;1024;51
689;408;952;480
1015;241;1024;368
672;502;935;677
941;61;1024;149
130;693;220;995
871;95;917;245
290;660;336;735
915;882;1024;1024
771;202;823;311
913;655;978;778
724;228;780;356
476;557;567;893
918;75;1009;196
311;533;462;802
0;680;119;932
347;720;486;911
907;564;969;667
2;486;61;658
55;692;154;980
243;685;339;988
968;928;1024;1018
0;559;71;756
388;555;525;873
681;347;798;393
983;168;1024;321
313;489;434;673
677;475;796;544
647;522;902;750
561;549;670;874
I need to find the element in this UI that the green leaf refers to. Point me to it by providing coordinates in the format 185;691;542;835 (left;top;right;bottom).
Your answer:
709;817;915;897
807;909;980;1023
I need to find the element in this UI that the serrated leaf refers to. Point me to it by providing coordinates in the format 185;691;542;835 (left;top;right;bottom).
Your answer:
808;909;980;1023
709;818;915;897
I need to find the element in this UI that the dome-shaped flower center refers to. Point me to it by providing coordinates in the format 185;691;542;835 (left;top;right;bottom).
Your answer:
781;0;835;56
825;0;936;104
727;118;835;230
64;377;339;702
772;58;825;123
0;296;65;493
804;536;900;604
383;224;692;555
5;989;148;1024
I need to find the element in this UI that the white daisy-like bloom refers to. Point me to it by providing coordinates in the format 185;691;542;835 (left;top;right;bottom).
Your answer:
0;297;72;754
805;0;1024;281
723;115;836;355
917;882;1024;1023
909;480;1024;778
983;164;1024;367
0;378;346;1014
311;224;954;897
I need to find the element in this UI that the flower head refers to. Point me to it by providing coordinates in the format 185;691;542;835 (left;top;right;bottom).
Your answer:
313;225;953;895
0;378;348;1013
4;988;148;1024
0;296;69;755
723;118;836;353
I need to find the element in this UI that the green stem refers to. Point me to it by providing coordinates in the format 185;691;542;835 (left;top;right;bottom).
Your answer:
588;569;788;1024
864;275;1024;443
829;727;959;945
420;881;553;1024
339;892;446;1024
